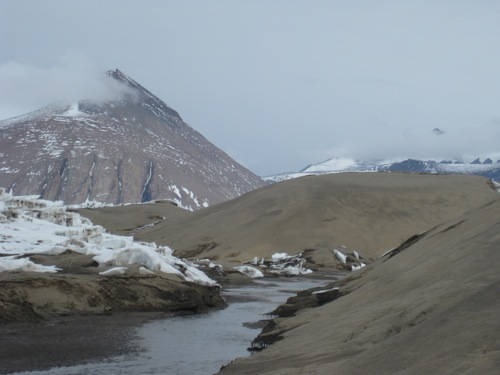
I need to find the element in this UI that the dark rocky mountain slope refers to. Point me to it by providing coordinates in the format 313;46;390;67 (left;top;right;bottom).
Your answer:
0;69;264;208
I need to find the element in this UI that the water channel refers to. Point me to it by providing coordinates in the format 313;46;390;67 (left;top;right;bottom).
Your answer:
13;277;330;375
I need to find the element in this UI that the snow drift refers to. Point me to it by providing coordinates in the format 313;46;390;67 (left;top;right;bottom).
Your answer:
0;188;216;286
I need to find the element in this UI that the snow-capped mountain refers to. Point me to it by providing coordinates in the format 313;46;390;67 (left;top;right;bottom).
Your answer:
0;69;265;209
264;157;500;183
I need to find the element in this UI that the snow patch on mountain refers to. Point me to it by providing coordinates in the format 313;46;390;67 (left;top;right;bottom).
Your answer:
264;157;500;183
61;103;87;117
301;158;361;173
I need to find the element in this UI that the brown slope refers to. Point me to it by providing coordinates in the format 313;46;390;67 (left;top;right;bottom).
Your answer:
218;197;500;375
75;199;190;237
0;69;265;207
84;172;498;264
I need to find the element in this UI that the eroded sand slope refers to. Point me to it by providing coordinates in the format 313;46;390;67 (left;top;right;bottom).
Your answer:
219;198;500;374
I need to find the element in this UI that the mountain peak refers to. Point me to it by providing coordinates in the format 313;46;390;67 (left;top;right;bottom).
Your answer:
106;68;137;88
106;68;126;78
0;70;265;207
104;68;182;121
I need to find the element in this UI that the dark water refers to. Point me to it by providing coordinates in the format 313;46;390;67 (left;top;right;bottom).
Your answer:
13;278;326;375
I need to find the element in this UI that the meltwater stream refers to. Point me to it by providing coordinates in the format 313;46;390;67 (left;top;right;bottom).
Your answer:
14;277;327;375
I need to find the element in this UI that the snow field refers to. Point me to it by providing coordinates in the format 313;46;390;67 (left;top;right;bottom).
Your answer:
0;188;216;286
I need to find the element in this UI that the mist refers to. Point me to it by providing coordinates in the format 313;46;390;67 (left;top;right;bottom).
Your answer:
0;55;130;120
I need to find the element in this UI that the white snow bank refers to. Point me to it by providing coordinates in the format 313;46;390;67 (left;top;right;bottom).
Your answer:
99;266;127;276
0;188;216;286
0;256;61;273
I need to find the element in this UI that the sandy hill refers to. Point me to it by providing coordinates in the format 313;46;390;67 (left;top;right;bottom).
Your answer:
79;172;498;266
218;196;500;374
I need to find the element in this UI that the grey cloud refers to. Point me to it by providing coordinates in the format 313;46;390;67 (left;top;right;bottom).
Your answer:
0;55;131;119
1;0;500;175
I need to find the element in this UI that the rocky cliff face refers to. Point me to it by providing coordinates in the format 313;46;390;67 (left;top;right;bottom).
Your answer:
0;69;265;209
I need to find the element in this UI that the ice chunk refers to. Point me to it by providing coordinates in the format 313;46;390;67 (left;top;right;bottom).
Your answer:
183;264;219;285
281;266;313;276
334;249;347;263
99;267;127;276
139;266;155;275
260;251;313;275
271;252;289;262
312;287;339;295
0;257;61;273
234;266;264;278
351;263;367;271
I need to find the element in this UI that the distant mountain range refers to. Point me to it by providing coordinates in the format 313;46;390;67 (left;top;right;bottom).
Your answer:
264;157;500;183
0;69;264;208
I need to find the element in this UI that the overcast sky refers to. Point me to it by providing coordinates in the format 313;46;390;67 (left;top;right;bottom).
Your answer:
1;1;500;175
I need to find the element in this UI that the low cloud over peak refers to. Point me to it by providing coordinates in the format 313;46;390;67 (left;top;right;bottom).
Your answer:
0;55;131;120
